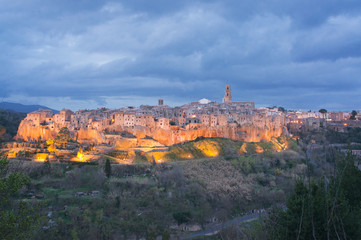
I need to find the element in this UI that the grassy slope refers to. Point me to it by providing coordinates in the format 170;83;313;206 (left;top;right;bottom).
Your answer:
132;137;293;163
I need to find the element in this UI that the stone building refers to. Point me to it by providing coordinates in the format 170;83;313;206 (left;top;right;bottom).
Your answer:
124;113;135;127
210;115;218;127
54;109;73;126
217;114;228;126
176;117;186;128
113;112;125;126
156;117;170;130
25;109;53;127
199;114;211;126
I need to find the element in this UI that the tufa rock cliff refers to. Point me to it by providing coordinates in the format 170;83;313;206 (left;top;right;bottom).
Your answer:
16;116;285;146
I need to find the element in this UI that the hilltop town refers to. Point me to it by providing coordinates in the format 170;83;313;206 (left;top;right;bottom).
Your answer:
3;85;361;240
12;84;361;155
15;85;286;146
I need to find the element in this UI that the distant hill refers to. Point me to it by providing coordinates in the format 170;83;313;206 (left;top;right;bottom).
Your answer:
0;102;59;113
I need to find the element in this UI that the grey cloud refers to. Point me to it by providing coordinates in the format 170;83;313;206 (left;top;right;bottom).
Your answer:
292;15;361;61
1;0;361;111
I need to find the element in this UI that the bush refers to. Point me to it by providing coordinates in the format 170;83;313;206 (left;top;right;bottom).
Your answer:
7;160;46;178
64;166;106;189
246;143;257;154
173;211;191;225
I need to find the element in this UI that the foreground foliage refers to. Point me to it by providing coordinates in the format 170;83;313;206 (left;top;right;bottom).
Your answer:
266;152;361;240
2;142;305;239
0;155;39;240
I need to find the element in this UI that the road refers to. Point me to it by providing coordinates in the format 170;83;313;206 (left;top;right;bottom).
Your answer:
181;211;266;239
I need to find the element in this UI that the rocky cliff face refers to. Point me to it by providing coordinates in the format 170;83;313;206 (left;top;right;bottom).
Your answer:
16;120;57;141
16;116;285;145
15;120;104;143
76;129;105;144
127;124;284;145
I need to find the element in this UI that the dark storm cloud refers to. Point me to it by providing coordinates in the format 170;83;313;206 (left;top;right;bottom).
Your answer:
1;0;361;110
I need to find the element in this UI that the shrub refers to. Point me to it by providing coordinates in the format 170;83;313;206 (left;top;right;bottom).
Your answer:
173;211;191;225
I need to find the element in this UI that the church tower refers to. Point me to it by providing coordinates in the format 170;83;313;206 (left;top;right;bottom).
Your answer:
223;84;232;103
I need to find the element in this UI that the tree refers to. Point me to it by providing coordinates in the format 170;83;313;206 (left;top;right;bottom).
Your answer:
104;159;111;178
77;146;84;161
162;230;170;240
43;158;51;174
266;152;361;240
0;154;40;239
278;107;286;113
85;144;94;151
146;230;157;240
46;139;56;154
350;110;357;120
55;127;71;147
319;109;327;119
115;196;120;209
173;211;191;225
70;227;79;240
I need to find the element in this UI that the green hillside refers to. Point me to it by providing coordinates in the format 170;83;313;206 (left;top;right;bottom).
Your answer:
136;137;296;163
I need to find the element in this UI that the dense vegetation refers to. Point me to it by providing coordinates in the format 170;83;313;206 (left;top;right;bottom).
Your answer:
265;152;361;240
1;128;361;239
0;137;310;239
299;127;361;145
210;134;361;239
0;109;26;141
326;127;361;144
0;154;40;239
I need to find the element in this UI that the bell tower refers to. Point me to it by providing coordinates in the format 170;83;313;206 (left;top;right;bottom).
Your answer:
223;84;232;103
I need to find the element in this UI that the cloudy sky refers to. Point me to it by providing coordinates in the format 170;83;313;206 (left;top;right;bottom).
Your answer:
1;0;361;111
